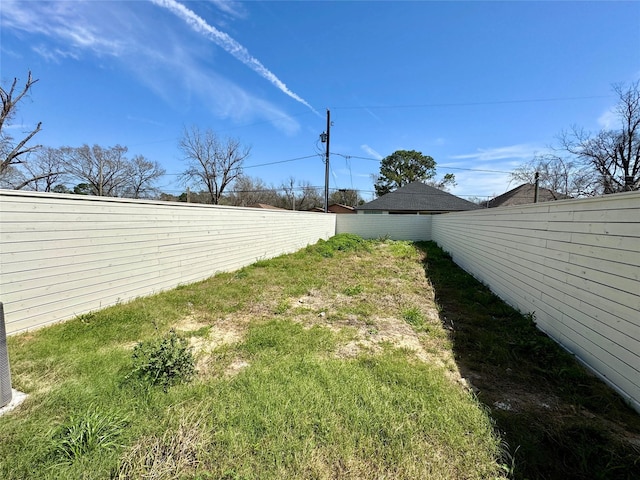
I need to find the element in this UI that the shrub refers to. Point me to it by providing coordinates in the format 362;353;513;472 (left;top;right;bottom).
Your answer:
129;330;195;389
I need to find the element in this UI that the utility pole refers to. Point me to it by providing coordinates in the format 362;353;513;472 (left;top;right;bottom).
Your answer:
323;109;331;213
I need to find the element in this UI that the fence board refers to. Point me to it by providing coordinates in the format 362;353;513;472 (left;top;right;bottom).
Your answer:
432;191;640;413
1;190;335;334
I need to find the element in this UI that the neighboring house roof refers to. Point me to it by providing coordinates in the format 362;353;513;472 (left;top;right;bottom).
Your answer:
487;183;571;208
248;203;287;210
309;204;357;213
328;204;356;214
357;181;481;213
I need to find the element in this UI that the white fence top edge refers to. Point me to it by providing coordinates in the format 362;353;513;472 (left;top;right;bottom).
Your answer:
446;190;640;214
0;189;337;215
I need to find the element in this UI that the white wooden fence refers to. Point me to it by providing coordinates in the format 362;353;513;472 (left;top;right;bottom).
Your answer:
0;191;335;334
1;189;638;412
432;192;640;413
336;214;432;240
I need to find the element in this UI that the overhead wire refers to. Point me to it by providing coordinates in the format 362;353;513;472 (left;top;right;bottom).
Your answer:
330;94;613;111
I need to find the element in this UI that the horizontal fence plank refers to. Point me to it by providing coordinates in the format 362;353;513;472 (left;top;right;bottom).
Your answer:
432;192;640;411
432;191;640;413
1;191;335;334
336;214;431;240
2;189;639;413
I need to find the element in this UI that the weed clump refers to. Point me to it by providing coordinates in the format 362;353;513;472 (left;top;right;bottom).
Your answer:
309;233;371;257
129;330;195;390
49;406;128;463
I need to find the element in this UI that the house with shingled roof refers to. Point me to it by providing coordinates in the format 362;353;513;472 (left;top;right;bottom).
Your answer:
486;183;571;208
356;181;481;214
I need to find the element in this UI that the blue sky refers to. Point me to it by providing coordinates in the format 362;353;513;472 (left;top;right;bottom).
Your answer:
2;0;639;201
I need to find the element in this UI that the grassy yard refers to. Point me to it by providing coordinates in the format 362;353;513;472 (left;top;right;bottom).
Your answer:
2;236;638;479
1;235;503;479
419;242;640;480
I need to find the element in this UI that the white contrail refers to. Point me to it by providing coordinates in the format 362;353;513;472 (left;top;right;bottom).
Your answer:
150;0;318;114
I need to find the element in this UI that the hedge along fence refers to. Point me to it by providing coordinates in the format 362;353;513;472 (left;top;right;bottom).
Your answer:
432;191;640;413
0;190;336;335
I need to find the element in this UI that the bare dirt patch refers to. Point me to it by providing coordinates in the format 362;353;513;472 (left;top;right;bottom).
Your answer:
166;242;474;391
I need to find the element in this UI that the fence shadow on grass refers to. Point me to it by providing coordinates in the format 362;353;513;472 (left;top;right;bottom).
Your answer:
414;241;640;480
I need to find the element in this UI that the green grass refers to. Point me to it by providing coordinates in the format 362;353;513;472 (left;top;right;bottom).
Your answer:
0;235;503;479
418;241;640;480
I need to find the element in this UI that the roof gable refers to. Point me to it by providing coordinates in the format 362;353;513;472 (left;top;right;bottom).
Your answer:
487;184;571;208
358;181;480;212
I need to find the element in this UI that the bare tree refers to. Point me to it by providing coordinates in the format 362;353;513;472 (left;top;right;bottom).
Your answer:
227;175;279;206
329;188;363;207
280;176;298;210
61;145;165;198
0;165;26;189
14;147;67;191
0;71;42;177
179;126;250;205
560;81;640;193
123;155;165;199
275;177;323;210
62;144;131;196
296;181;323;211
511;153;597;198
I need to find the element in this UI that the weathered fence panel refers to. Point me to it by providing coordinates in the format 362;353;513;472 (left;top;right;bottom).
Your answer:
0;191;335;334
432;192;640;413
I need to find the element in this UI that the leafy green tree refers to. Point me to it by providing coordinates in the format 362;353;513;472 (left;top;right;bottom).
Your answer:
73;183;93;195
374;150;454;196
52;184;72;194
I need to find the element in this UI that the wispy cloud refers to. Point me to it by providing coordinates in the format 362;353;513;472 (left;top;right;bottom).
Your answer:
598;108;616;129
449;144;541;161
449;170;515;200
361;144;383;159
150;0;318;115
207;0;247;19
1;0;124;56
32;44;79;63
1;0;303;133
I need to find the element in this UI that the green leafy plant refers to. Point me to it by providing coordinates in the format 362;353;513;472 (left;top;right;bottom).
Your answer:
308;233;371;257
129;330;195;389
49;406;128;463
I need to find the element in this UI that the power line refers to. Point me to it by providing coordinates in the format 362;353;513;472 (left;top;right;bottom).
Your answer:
331;152;513;174
243;154;318;169
162;154;320;176
331;94;613;111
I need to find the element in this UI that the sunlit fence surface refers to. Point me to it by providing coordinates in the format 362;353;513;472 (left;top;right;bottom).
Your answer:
1;189;638;412
0;191;334;334
432;191;640;413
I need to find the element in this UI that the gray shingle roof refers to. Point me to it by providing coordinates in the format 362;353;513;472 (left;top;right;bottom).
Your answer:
487;183;571;208
357;181;481;212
